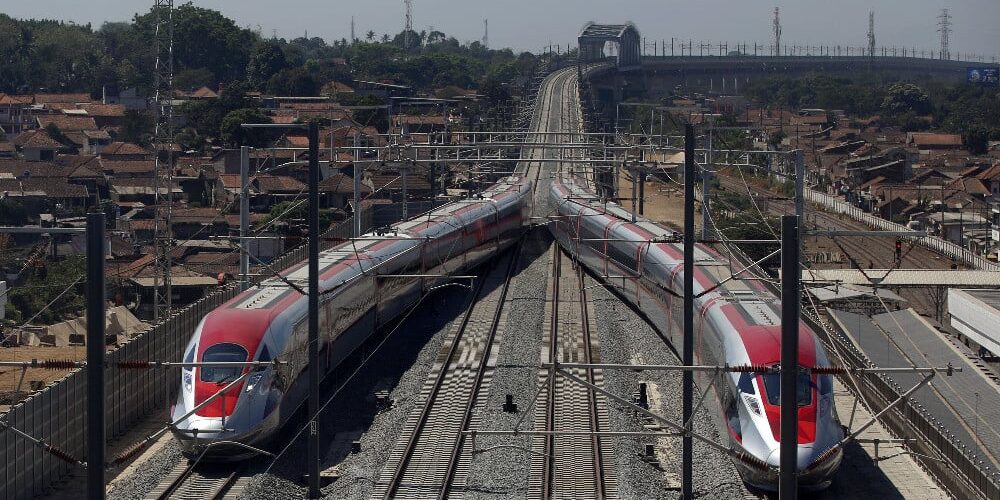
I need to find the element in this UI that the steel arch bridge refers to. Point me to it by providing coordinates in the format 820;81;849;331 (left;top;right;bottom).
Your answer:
579;22;641;70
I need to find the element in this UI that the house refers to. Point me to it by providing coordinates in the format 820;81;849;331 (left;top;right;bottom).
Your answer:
253;174;307;209
111;178;183;206
79;103;126;128
393;115;447;135
12;129;63;161
921;211;989;245
99;159;156;179
319;172;371;209
100;142;151;161
321;81;355;95
33;93;90;107
976;164;1000;200
35;115;101;152
877;197;912;221
0;94;36;136
907;132;964;151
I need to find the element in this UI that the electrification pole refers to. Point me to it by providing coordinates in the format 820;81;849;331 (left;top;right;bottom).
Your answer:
779;214;801;499
682;124;695;500
307;122;321;499
86;212;106;500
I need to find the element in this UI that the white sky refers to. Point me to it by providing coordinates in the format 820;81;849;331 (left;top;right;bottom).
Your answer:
3;1;998;57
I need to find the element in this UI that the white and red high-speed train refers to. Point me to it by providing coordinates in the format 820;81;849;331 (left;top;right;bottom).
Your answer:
170;177;531;457
548;172;843;491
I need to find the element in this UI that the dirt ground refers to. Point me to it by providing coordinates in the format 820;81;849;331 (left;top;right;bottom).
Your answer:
0;345;87;409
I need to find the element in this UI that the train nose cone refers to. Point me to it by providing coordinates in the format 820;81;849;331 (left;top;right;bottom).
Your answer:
764;444;816;471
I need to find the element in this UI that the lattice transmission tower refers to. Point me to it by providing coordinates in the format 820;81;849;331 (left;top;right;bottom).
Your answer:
152;0;174;322
482;19;488;49
937;9;952;60
404;0;413;50
868;11;876;58
773;7;781;56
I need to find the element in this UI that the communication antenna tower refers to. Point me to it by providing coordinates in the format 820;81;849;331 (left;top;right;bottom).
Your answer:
152;0;174;322
937;9;951;60
868;11;876;58
351;16;356;44
483;19;488;48
773;7;782;56
404;0;413;49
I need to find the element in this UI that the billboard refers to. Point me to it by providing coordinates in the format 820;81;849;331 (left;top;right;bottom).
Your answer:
967;67;999;86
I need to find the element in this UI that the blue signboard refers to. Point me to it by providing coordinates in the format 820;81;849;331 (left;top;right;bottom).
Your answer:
967;67;999;86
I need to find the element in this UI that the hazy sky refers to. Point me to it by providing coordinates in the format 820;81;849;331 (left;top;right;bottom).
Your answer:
3;1;998;57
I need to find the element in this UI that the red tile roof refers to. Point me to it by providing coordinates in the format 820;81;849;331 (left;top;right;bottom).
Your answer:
908;133;963;147
33;93;91;104
0;94;33;105
79;103;125;117
321;81;355;94
319;173;371;194
976;164;1000;182
191;86;218;99
255;174;306;193
0;159;69;178
13;129;63;149
101;142;150;156
99;159;156;175
37;115;99;132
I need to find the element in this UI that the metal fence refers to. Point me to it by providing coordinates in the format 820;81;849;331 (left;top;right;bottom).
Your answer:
805;189;1000;272
0;214;366;500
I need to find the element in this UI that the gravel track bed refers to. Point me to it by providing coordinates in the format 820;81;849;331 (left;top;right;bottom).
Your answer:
461;232;553;499
586;276;754;500
107;440;183;500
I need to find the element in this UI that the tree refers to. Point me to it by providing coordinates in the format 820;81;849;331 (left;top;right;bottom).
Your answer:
881;82;931;116
366;30;375;42
246;41;288;90
220;108;273;147
120;110;154;145
266;67;319;96
175;127;206;152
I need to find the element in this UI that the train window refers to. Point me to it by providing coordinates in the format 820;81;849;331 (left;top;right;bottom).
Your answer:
819;374;833;396
737;372;756;394
257;344;271;363
200;343;249;383
184;345;195;365
760;369;813;407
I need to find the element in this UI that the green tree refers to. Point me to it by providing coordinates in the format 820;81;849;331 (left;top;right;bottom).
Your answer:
120;110;154;145
246;41;288;90
881;82;931;115
220;108;273;147
266;67;319;96
8;256;87;325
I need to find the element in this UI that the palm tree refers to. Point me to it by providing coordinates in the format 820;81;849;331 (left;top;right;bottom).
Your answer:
381;33;390;43
366;30;375;42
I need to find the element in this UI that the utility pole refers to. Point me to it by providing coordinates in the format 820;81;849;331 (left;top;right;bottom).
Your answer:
773;6;782;57
682;124;695;500
86;212;106;500
240;146;250;291
152;0;174;322
937;9;952;60
779;214;801;500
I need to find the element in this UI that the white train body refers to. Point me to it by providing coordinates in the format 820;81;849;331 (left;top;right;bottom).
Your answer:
170;177;532;458
548;173;843;491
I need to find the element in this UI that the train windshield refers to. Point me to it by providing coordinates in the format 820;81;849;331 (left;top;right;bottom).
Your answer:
200;343;249;383
760;368;812;407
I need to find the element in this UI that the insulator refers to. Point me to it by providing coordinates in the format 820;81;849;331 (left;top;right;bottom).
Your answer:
810;366;846;375
728;364;768;373
45;444;80;465
112;440;148;465
39;360;80;370
805;446;840;471
734;450;770;471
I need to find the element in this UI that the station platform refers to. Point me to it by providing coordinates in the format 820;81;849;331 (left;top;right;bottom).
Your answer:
829;308;1000;471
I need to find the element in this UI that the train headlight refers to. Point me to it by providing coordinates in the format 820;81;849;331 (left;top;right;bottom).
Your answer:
183;372;193;393
245;373;264;393
743;394;762;417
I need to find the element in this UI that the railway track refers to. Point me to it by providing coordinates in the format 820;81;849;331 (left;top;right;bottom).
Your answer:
373;241;523;499
529;245;616;499
144;461;241;500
